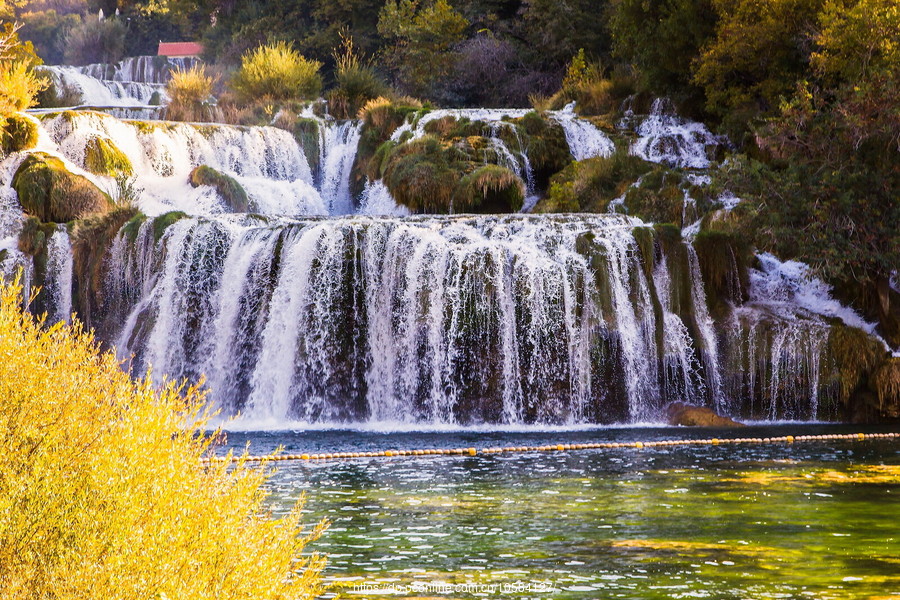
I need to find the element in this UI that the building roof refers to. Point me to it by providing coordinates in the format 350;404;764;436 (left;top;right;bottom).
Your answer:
157;42;204;57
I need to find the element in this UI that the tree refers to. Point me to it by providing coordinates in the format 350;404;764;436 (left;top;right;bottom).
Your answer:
693;0;824;135
378;0;468;101
611;0;717;99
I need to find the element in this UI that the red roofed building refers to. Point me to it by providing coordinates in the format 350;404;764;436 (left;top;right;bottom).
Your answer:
158;42;204;58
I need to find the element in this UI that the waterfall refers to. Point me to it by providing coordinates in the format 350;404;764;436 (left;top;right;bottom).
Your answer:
94;212;850;426
551;103;615;161
319;121;363;215
103;214;743;425
4;108;887;427
40;65;167;108
630;98;723;169
45;226;74;324
40;112;326;217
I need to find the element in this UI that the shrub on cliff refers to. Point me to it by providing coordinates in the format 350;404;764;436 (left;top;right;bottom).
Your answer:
0;277;327;599
326;34;389;120
231;42;322;102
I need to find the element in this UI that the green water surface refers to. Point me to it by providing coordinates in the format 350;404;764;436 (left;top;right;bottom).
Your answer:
225;426;900;599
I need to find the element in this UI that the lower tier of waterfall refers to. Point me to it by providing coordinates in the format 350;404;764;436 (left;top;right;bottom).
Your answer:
56;213;844;426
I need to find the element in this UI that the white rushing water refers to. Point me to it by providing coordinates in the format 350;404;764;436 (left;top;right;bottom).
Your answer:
629;98;723;169
40;65;167;108
96;212;834;426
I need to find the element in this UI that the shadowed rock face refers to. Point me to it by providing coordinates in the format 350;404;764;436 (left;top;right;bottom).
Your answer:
666;402;745;427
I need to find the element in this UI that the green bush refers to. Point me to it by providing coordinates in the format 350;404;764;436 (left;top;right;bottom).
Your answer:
11;152;113;222
63;16;126;66
231;41;322;102
326;34;389;120
0;277;327;600
189;165;250;213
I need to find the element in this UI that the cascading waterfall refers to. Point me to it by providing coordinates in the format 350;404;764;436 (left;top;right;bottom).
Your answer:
319;121;363;215
45;226;73;324
93;215;654;423
3;106;886;426
629;98;723;169
40;66;167;108
97;213;828;426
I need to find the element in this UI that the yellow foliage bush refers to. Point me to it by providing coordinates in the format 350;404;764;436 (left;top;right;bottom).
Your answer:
166;64;216;122
231;41;322;103
0;277;326;599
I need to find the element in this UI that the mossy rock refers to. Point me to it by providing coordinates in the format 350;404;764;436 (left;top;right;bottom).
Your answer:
666;402;745;427
1;114;39;155
536;152;653;214
381;135;465;213
381;135;525;214
17;217;59;257
292;117;320;175
456;165;525;213
153;211;189;241
692;230;750;314
870;358;900;420
825;324;886;404
12;153;113;223
84;136;134;177
189;165;249;213
507;112;571;182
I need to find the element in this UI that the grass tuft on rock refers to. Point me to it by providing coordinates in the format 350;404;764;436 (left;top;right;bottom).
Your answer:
84;136;133;177
0;113;38;155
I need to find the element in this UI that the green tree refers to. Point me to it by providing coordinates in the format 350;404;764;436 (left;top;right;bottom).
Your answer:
693;0;824;135
378;0;468;101
611;0;717;99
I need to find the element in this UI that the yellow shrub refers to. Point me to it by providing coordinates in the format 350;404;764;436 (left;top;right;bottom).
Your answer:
0;277;326;600
231;41;322;102
166;64;216;122
0;61;46;114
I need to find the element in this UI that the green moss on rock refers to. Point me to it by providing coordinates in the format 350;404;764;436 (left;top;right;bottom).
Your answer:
12;153;113;223
189;165;250;213
1;114;39;155
456;165;525;213
381;135;525;214
153;211;189;241
537;152;653;214
292;117;320;175
17;217;58;257
84;136;134;177
692;230;750;314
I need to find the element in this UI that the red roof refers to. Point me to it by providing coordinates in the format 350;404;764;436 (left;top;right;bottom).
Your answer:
158;42;203;57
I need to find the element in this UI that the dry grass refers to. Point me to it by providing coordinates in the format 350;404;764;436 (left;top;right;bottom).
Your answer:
166;64;216;122
0;276;327;599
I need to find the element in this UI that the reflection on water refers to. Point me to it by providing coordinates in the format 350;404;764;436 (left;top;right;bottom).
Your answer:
219;425;900;599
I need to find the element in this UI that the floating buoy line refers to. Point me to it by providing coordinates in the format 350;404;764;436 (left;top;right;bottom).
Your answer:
200;432;899;464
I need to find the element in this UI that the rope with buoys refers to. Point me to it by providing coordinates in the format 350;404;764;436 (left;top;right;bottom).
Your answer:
200;432;900;464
